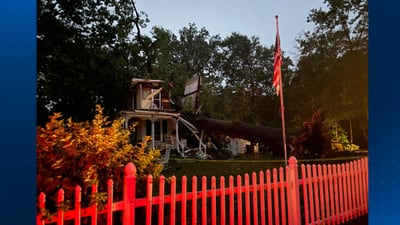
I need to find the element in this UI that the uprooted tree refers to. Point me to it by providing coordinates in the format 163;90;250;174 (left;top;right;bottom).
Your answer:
290;109;331;158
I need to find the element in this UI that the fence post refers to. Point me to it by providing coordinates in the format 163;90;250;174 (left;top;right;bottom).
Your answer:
123;162;137;225
286;156;301;225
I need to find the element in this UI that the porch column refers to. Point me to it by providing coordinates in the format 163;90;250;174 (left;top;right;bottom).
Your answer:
151;116;156;149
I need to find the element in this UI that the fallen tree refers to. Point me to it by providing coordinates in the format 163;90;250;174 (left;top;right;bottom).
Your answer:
194;117;294;146
192;109;330;158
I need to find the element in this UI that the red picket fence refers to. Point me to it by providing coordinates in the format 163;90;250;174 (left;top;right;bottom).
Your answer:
36;156;368;225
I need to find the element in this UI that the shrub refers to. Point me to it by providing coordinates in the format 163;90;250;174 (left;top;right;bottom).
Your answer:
37;105;162;210
329;124;359;151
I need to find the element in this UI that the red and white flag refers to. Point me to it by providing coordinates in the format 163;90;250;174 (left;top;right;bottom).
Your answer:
273;17;282;95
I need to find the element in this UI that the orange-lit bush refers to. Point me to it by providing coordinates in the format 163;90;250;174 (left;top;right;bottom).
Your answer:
37;105;162;208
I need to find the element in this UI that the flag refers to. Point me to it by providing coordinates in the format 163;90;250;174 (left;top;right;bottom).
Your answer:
273;17;282;95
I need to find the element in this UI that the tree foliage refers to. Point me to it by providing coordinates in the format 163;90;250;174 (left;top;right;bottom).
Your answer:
37;0;149;124
291;0;368;142
37;105;162;209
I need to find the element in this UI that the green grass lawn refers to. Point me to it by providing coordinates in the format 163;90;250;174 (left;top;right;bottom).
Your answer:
163;159;285;179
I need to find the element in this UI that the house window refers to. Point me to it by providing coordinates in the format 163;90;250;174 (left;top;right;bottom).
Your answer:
152;90;162;109
140;87;163;110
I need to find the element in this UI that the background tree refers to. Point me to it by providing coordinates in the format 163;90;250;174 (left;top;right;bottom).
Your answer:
201;33;295;127
291;0;368;146
37;0;148;124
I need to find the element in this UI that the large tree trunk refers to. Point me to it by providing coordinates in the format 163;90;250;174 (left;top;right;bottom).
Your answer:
194;117;295;146
193;109;330;158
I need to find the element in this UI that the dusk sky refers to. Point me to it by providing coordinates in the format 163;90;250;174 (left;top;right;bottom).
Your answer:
135;0;327;62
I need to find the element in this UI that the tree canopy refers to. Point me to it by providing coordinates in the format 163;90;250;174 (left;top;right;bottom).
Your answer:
37;0;149;123
291;0;368;144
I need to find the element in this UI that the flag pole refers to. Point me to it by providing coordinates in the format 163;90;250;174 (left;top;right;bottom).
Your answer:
279;61;288;166
274;15;288;165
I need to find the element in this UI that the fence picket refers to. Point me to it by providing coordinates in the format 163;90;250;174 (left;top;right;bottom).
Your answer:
273;169;279;225
312;165;320;224
279;168;286;225
318;165;325;224
123;162;136;225
356;160;362;216
92;184;98;225
57;189;64;225
338;164;345;223
158;176;165;225
360;159;367;214
266;170;273;225
191;176;197;225
365;158;369;214
344;163;350;222
237;175;243;225
301;165;309;225
362;158;369;214
37;193;46;225
170;176;177;225
252;172;259;225
328;164;335;224
202;176;207;225
259;171;266;225
333;164;339;225
146;175;153;225
75;186;82;225
306;165;315;225
182;176;187;225
220;176;226;225
322;165;331;225
106;180;113;225
350;162;356;219
229;176;235;225
348;163;354;220
244;174;251;225
211;176;217;225
327;165;335;225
